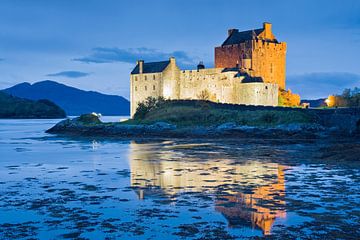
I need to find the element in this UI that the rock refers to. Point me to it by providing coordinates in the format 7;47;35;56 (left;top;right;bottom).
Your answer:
76;113;101;124
148;122;176;131
275;123;325;133
234;126;257;132
216;122;237;131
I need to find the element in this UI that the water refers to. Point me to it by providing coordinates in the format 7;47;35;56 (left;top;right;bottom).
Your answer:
0;119;359;239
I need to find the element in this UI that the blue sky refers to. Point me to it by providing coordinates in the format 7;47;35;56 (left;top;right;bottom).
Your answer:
0;0;359;99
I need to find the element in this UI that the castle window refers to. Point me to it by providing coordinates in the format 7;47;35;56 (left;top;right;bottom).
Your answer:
153;75;155;80
145;76;147;80
135;86;137;91
135;76;138;81
145;86;147;91
153;85;155;90
265;86;268;90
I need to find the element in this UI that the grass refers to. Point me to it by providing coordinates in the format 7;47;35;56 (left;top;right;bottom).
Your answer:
122;100;318;127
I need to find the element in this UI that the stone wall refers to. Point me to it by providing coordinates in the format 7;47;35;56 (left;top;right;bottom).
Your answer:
131;63;279;117
130;72;163;117
215;44;242;69
251;41;287;89
162;57;181;99
215;40;286;89
214;22;287;90
178;68;278;106
236;83;278;106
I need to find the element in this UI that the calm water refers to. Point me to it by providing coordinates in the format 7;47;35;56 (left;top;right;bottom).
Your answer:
0;119;359;239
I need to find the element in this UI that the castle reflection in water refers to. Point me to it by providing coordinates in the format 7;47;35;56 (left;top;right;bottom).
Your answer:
129;141;287;235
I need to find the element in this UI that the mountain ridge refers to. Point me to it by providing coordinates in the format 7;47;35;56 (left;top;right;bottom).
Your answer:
2;80;130;116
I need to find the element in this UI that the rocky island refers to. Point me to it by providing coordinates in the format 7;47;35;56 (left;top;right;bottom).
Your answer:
46;100;360;139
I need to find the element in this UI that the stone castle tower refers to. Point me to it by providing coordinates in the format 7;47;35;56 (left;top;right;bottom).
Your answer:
215;22;287;89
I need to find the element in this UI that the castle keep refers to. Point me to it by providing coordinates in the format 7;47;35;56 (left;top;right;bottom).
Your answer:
130;22;286;117
215;22;286;89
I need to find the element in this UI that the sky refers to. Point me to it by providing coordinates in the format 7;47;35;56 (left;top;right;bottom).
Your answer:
0;0;359;99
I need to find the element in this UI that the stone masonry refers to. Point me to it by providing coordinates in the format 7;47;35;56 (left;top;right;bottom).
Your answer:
130;23;285;117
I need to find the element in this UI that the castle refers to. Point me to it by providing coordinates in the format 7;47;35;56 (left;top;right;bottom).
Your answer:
130;22;287;117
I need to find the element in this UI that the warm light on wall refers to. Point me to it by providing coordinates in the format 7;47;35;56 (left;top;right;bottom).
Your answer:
163;85;172;98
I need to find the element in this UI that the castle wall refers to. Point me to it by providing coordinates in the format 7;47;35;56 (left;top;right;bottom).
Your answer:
131;64;279;117
178;68;278;106
162;58;181;99
130;72;163;117
215;45;241;69
214;41;253;69
215;40;286;90
251;41;286;89
235;82;278;106
179;68;223;102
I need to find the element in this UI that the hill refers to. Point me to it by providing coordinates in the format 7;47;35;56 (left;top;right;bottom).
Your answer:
2;80;130;116
129;99;317;127
0;91;66;118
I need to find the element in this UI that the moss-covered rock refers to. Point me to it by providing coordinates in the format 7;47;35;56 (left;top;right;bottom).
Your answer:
77;113;101;124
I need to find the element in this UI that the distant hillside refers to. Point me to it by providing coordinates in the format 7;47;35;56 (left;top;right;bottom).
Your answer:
2;80;130;116
0;91;66;119
301;98;326;108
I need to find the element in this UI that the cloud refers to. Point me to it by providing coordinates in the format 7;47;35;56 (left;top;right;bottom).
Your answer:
73;47;196;68
287;72;360;99
46;71;90;78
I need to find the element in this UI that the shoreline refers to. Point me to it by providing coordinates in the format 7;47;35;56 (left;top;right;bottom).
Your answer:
46;116;359;140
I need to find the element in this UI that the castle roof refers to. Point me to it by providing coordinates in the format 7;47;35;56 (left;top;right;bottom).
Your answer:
131;60;170;74
222;29;263;46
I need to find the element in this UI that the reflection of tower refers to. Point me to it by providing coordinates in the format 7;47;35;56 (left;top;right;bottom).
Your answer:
129;141;287;235
215;166;286;235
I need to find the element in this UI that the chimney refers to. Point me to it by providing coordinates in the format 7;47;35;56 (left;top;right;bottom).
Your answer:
169;57;176;65
263;22;272;38
138;60;144;74
197;61;205;70
228;28;238;36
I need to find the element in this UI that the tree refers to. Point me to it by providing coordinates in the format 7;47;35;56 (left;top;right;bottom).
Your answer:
133;96;165;120
197;89;210;101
